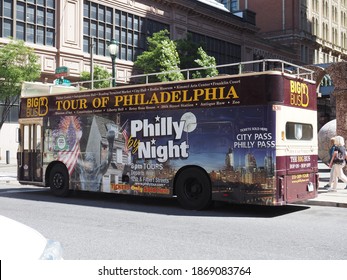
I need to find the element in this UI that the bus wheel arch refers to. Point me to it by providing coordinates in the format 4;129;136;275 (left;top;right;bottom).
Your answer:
174;166;212;210
47;162;70;197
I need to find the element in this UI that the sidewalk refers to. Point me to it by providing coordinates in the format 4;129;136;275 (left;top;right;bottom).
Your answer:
0;160;17;184
300;161;347;208
1;160;347;208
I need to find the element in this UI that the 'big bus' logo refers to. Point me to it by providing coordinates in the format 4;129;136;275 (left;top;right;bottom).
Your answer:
26;97;49;117
290;81;309;108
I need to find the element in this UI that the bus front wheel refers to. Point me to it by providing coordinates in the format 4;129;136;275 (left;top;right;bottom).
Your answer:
49;164;70;197
175;168;212;210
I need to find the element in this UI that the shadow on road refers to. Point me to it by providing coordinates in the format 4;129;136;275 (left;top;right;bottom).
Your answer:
0;186;309;218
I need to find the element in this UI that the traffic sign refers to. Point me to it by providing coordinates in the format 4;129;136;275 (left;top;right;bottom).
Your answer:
55;66;70;78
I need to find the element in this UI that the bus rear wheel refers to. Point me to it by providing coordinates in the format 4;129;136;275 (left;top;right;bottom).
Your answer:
175;167;212;210
49;164;70;197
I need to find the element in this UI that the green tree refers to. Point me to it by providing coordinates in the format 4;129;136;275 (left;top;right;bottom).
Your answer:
134;31;218;81
0;40;40;130
192;47;218;79
134;30;184;82
80;65;112;89
175;35;200;70
176;36;218;78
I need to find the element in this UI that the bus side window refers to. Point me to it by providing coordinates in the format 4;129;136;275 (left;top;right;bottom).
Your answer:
35;124;42;152
286;122;313;140
23;125;31;151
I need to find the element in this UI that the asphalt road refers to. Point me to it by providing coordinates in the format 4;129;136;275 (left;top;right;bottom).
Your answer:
1;184;347;260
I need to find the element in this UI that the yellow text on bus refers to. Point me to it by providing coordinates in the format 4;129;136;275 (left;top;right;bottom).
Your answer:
290;80;309;108
114;86;239;107
26;97;49;117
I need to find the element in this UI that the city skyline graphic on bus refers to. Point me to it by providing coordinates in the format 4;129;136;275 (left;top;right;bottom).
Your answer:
125;106;276;172
124;105;276;197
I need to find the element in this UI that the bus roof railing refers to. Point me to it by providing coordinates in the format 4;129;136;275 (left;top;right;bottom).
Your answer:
71;59;315;88
21;59;315;96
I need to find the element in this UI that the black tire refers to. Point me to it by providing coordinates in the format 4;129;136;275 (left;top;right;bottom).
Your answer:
49;164;70;197
175;167;212;210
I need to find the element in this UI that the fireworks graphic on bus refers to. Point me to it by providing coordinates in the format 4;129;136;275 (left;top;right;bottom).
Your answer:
52;116;82;175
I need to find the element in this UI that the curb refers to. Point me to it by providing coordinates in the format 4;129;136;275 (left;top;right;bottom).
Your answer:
294;200;347;208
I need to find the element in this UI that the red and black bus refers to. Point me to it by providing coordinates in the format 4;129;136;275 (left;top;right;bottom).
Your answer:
17;59;318;209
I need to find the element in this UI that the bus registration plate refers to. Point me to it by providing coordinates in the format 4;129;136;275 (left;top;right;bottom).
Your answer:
307;182;314;192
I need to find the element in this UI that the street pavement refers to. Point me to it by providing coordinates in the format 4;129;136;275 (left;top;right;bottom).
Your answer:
1;160;347;208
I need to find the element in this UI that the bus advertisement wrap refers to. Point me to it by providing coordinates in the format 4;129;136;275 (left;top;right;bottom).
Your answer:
41;104;276;205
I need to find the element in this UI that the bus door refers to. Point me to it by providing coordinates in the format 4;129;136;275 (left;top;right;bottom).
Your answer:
18;119;43;182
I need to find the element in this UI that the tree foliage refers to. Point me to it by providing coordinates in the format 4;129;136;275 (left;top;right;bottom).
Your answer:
134;30;218;82
134;30;184;82
192;47;219;79
175;34;200;71
81;65;112;89
0;40;41;130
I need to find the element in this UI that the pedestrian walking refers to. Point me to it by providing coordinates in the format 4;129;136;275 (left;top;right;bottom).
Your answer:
328;135;347;191
324;137;336;190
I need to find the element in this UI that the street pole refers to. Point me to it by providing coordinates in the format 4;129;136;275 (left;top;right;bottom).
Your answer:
107;39;119;88
90;37;94;89
111;55;116;87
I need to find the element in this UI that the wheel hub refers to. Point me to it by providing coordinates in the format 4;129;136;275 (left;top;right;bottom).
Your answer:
185;179;202;199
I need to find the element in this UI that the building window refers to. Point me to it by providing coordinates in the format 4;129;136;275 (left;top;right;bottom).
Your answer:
3;0;12;18
27;5;35;23
312;17;320;37
16;2;25;21
322;22;329;40
301;45;308;63
189;31;241;70
0;0;12;38
312;0;319;12
27;24;34;43
332;27;338;45
342;12;347;28
218;0;239;11
323;1;329;18
83;0;168;61
37;26;44;45
0;0;56;46
332;6;338;23
3;19;12;38
16;22;25;40
301;11;308;31
341;33;346;49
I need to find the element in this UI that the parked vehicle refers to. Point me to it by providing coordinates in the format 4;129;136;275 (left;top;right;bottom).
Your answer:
0;215;63;260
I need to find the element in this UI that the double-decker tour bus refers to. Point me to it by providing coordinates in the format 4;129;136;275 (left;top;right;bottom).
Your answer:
17;59;318;210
